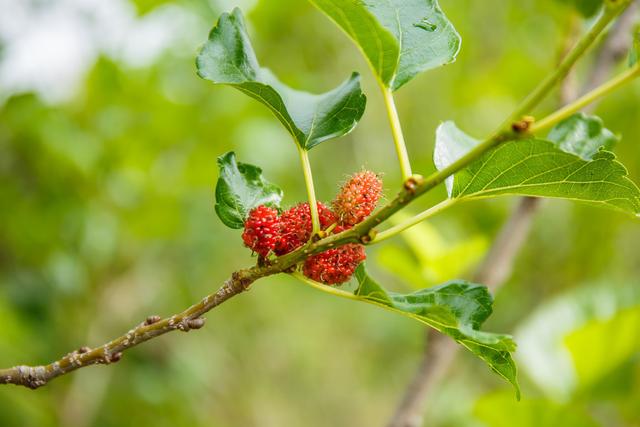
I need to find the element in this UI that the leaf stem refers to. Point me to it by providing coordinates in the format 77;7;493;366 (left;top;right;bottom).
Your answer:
298;146;321;234
380;84;413;181
371;199;458;244
530;64;640;134
495;1;632;134
291;272;358;300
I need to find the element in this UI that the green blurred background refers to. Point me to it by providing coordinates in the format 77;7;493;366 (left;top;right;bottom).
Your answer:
0;0;639;426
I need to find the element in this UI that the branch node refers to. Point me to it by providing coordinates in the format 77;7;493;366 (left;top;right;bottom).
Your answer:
360;230;376;244
511;115;535;133
403;175;424;194
104;352;122;364
144;315;162;326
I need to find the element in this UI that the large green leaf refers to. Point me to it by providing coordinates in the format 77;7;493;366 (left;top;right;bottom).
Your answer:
310;0;461;91
434;119;640;215
215;152;283;229
353;264;519;396
196;8;366;150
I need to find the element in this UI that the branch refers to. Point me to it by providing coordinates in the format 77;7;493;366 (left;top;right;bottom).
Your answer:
0;271;253;388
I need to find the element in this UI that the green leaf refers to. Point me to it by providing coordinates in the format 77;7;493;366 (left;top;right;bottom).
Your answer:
547;113;618;160
310;0;461;91
434;120;640;215
215;152;283;229
434;121;481;196
353;264;520;396
196;8;367;150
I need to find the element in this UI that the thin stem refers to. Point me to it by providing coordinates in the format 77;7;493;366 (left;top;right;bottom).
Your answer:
371;199;458;244
291;272;358;301
495;1;632;134
531;64;640;134
298;145;320;234
381;84;412;181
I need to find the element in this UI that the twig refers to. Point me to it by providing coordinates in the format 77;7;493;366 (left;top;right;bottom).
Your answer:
386;4;638;426
0;272;253;389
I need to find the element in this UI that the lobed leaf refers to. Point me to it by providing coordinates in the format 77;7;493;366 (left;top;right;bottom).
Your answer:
215;152;283;229
353;264;520;396
434;118;640;215
197;8;366;150
310;0;461;91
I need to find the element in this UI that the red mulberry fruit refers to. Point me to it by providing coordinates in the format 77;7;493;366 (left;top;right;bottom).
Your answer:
275;202;336;255
332;171;383;226
303;244;366;285
241;205;280;257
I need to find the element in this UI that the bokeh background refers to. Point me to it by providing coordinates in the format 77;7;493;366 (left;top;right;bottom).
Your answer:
1;0;639;426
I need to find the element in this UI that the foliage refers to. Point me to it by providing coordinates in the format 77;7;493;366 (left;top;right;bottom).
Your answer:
435;118;640;215
215;152;283;229
197;8;366;150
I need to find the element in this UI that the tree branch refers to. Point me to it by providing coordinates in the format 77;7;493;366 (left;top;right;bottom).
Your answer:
0;271;252;389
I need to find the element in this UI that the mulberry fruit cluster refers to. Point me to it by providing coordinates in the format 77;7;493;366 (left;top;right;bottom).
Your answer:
242;171;383;285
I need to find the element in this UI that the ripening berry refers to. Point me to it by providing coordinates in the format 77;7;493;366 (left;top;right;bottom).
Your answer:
242;205;280;257
302;244;366;285
275;202;336;255
332;170;383;226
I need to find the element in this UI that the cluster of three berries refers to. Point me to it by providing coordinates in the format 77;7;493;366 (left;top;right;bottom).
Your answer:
242;171;383;285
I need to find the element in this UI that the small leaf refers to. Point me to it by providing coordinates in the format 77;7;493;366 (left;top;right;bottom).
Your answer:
310;0;461;91
434;121;640;215
547;113;618;160
353;264;520;396
215;152;283;229
197;8;366;150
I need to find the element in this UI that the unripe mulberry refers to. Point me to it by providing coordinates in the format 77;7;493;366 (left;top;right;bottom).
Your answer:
275;202;336;255
332;171;383;226
242;205;280;257
303;244;366;285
